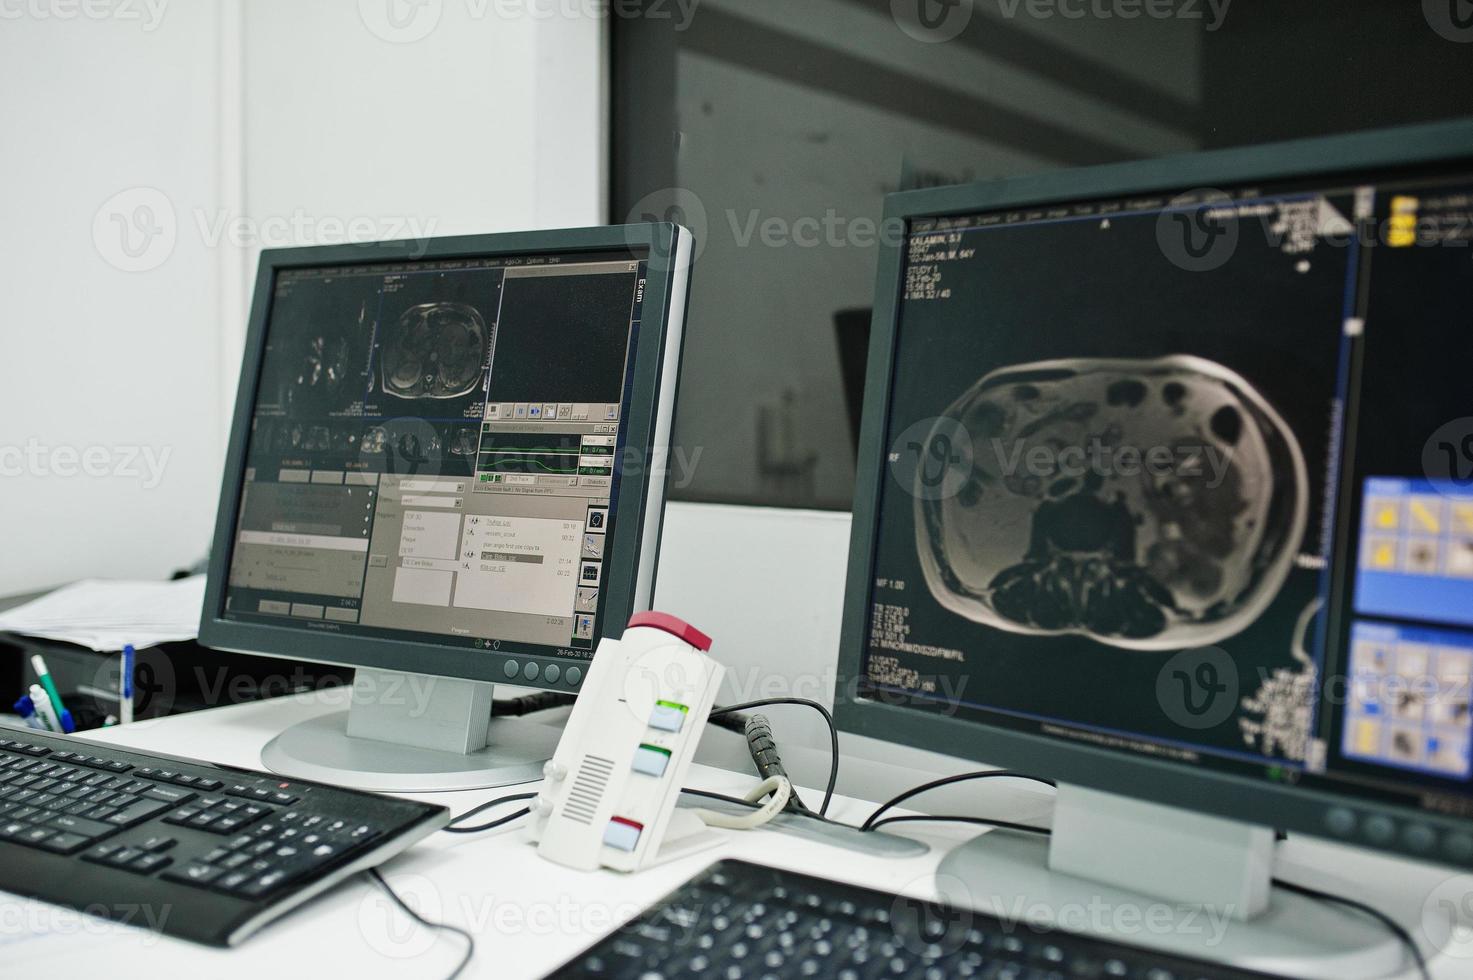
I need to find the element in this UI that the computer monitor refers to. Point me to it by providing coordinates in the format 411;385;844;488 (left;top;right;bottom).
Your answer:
836;120;1473;975
201;224;693;791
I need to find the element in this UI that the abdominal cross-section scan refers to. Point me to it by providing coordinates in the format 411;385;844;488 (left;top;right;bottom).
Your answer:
917;356;1308;650
381;302;488;399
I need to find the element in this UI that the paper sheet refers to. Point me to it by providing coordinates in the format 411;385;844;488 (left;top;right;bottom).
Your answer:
0;576;205;652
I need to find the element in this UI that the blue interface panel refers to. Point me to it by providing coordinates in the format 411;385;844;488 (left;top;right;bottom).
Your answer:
1344;621;1473;778
1355;478;1473;629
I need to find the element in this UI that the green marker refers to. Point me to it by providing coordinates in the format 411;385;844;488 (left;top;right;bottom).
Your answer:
31;655;74;733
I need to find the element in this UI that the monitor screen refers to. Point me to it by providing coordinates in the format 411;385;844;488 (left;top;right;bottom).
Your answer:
858;168;1473;825
219;248;650;663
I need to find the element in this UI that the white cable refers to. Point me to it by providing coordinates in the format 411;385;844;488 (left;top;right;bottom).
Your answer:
690;776;792;830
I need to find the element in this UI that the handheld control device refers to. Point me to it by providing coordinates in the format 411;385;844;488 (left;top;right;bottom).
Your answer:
530;612;727;872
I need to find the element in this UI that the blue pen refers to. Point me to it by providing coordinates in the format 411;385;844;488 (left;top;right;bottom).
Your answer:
121;644;136;725
12;695;45;731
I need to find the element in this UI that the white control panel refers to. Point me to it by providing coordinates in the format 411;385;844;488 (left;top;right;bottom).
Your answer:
529;612;724;872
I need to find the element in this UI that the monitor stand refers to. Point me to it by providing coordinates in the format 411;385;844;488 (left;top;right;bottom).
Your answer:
936;785;1426;979
261;669;561;793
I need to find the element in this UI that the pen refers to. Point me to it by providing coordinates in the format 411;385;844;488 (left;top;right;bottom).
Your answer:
120;644;135;725
28;685;61;733
11;695;45;730
30;655;74;734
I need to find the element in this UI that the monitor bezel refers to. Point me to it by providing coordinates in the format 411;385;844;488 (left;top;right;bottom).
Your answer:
200;223;692;691
835;119;1473;868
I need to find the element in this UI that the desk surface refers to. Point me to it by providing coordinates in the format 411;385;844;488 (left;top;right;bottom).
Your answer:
0;688;1458;979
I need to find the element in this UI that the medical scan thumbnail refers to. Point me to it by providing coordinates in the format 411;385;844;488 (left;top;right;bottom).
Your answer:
380;301;489;400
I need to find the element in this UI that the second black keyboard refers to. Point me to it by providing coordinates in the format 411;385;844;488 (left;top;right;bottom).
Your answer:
552;859;1286;979
0;728;448;946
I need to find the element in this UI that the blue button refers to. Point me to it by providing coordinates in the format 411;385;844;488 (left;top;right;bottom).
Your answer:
603;820;641;851
648;704;685;733
632;746;670;777
544;664;561;683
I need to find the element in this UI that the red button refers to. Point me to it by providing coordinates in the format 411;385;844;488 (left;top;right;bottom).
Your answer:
626;611;712;651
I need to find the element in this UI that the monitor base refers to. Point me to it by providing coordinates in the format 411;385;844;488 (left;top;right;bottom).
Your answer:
262;709;560;792
261;670;561;792
935;786;1419;979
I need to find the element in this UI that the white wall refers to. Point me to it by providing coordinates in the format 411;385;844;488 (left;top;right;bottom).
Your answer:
0;4;229;596
0;1;605;596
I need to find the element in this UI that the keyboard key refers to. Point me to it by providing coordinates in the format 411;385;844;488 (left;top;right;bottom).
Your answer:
216;870;252;892
106;799;172;828
162;863;222;887
142;786;196;806
227;784;275;802
41;832;89;854
81;842;121;863
239;870;289;898
47;814;114;839
132;854;173;875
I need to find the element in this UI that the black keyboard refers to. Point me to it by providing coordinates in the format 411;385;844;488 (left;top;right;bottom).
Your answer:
552;860;1284;979
0;729;448;946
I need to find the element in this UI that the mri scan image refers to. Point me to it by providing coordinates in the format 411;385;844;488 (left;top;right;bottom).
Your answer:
381;302;488;400
916;355;1308;650
292;335;350;401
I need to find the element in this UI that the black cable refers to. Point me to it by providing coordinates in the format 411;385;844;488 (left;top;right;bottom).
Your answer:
678;786;843;827
744;713;811;815
860;770;1056;831
1273;878;1431;980
710;698;840;816
367;868;476;980
491;691;576;716
706;711;749;736
867;814;1053;836
680;787;764;809
443;791;537;835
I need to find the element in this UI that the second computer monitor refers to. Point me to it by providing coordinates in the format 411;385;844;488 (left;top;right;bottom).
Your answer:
839;120;1473;874
200;225;692;789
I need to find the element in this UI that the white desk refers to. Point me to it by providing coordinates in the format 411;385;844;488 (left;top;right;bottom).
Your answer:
3;688;1460;979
